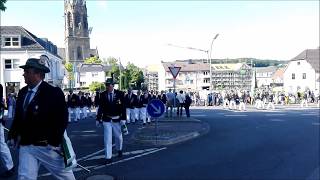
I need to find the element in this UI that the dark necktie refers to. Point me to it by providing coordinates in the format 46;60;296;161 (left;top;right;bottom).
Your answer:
23;90;33;110
109;93;112;102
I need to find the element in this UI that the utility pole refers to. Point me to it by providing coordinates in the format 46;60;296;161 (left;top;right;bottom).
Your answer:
118;57;122;90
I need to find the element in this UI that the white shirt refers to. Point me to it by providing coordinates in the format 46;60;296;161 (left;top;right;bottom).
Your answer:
176;93;186;103
24;81;42;106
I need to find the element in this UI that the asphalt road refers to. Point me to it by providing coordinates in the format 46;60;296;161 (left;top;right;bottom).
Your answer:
2;106;319;180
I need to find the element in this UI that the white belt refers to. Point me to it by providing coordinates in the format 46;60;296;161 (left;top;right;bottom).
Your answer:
107;116;120;120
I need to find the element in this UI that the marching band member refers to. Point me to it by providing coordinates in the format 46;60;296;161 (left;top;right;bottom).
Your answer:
135;90;143;122
67;90;80;123
141;90;151;125
96;79;126;164
124;88;137;124
229;91;237;110
238;91;246;111
0;84;15;178
7;55;75;179
266;93;275;110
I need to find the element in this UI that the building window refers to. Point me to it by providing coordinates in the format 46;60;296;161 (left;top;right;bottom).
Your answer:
3;36;20;47
292;73;295;79
4;59;19;69
77;46;82;59
92;72;98;77
302;73;306;79
203;71;208;75
297;62;300;65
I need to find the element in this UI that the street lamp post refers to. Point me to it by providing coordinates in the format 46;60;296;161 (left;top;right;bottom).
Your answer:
209;34;219;94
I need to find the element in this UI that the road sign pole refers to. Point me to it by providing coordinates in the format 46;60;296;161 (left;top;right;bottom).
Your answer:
155;117;158;145
173;77;176;115
147;99;165;145
168;66;181;117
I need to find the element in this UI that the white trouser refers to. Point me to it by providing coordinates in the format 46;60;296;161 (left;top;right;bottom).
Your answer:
223;100;229;109
141;107;151;124
266;102;275;110
239;102;246;111
229;100;236;109
300;99;308;107
18;145;75;180
68;108;80;122
87;107;92;116
126;108;136;123
135;108;140;120
103;122;123;159
0;124;14;171
7;105;13;119
254;100;259;108
95;106;99;116
256;100;264;109
82;106;88;119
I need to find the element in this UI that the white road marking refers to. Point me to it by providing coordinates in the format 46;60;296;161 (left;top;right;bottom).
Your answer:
92;147;167;170
224;114;248;117
72;130;97;133
191;114;206;117
301;113;319;116
38;147;165;177
85;148;158;161
77;144;115;162
265;114;286;116
269;119;285;122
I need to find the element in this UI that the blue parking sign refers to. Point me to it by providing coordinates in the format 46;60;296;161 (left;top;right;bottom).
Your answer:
147;99;165;118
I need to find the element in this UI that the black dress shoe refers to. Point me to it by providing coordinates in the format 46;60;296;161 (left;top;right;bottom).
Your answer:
104;159;112;165
0;166;15;178
118;150;123;158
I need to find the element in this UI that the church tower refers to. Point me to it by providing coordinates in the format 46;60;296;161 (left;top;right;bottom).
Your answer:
64;0;91;65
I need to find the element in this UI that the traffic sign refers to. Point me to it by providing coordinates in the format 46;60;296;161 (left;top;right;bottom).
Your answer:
168;66;181;79
147;99;165;118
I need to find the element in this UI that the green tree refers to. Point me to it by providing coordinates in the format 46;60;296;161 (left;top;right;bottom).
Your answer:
123;62;144;89
89;82;105;92
64;62;74;88
0;0;7;11
106;57;120;83
84;56;102;64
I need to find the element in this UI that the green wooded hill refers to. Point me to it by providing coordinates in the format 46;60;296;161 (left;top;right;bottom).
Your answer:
184;58;288;67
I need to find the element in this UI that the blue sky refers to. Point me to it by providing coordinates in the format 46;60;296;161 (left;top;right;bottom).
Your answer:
1;1;319;67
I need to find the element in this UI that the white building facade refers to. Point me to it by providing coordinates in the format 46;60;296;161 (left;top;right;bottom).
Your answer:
162;61;211;92
64;63;109;89
0;26;64;96
255;66;278;88
283;49;319;93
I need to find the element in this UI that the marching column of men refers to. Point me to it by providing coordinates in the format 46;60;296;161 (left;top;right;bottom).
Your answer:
66;90;94;122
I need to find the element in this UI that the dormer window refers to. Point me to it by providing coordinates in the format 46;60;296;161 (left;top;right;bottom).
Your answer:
2;36;21;47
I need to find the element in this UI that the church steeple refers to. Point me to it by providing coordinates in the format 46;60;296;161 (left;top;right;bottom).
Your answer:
64;0;90;64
